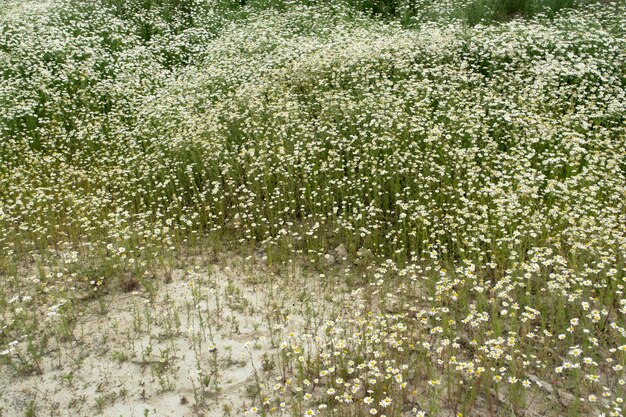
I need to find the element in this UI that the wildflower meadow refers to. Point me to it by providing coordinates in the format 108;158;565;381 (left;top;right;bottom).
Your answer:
0;0;624;416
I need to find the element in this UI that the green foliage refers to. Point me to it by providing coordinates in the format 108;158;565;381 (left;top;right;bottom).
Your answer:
307;0;591;24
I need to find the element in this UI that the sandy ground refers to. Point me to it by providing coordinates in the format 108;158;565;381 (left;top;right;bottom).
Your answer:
0;256;320;417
